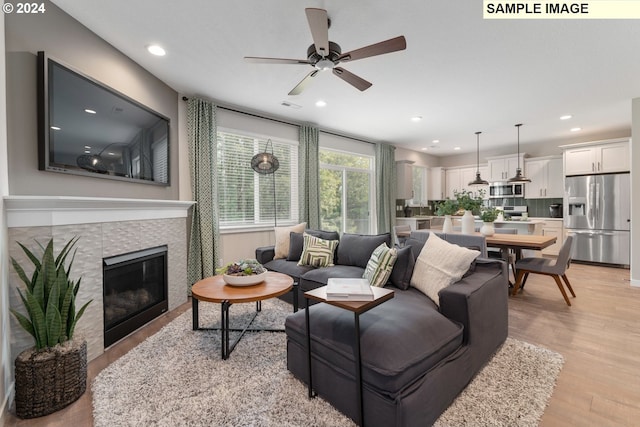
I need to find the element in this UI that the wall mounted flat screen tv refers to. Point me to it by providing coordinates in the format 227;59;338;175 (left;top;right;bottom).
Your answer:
37;51;170;185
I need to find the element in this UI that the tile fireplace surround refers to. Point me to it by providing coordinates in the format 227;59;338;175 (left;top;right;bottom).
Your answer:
4;196;194;362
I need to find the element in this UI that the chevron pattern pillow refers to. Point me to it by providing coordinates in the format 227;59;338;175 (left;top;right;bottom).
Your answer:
363;243;398;287
298;233;339;267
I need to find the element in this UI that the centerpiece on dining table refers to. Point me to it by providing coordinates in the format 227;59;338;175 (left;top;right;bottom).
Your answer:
217;259;268;286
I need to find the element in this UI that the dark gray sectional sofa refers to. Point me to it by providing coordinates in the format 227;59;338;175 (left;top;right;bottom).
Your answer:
256;231;508;426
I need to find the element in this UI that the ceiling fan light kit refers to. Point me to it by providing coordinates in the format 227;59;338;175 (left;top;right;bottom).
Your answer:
245;8;406;95
508;123;531;183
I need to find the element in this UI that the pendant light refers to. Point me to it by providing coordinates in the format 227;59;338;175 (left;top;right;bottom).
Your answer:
469;131;489;186
508;123;531;183
251;139;280;226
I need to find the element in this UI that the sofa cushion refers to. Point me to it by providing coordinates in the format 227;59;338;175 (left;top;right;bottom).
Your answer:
285;287;464;395
263;259;315;282
410;233;480;306
274;222;306;259
336;233;391;268
298;233;339;267
389;246;415;290
288;229;340;261
299;265;366;291
363;243;398;287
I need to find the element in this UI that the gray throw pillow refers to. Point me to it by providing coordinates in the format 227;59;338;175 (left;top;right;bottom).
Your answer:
389;246;415;290
336;233;391;268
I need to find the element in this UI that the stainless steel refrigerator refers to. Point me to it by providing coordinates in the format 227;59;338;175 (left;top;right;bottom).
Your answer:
565;173;630;265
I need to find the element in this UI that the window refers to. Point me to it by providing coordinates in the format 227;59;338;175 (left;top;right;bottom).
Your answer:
319;149;374;234
411;166;429;205
217;130;298;229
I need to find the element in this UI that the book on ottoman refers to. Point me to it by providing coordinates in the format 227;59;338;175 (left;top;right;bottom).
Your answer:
326;278;374;301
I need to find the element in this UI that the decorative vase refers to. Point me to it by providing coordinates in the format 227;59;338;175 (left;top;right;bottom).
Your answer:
443;215;453;233
461;210;475;234
480;221;495;236
14;338;87;419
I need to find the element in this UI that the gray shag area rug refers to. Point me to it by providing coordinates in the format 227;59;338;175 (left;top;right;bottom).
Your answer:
93;298;563;427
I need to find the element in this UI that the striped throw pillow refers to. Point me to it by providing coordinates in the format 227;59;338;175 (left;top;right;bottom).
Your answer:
363;243;398;287
298;233;339;267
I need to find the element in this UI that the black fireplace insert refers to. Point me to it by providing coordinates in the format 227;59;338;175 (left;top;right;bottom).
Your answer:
103;245;168;347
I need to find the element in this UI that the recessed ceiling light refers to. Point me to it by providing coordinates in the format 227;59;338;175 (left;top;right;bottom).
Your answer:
84;109;96;114
432;140;439;143
84;150;91;154
570;127;581;132
315;100;327;107
560;115;572;120
84;145;91;149
50;126;61;131
411;116;422;122
421;147;428;151
147;44;166;56
454;147;461;151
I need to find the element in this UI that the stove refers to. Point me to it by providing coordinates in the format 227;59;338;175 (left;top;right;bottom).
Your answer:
502;205;528;218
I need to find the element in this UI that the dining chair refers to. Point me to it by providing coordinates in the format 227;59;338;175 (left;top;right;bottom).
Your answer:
393;225;411;247
511;236;576;306
488;228;518;283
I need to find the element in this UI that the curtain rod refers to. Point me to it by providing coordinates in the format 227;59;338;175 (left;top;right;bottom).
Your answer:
181;96;375;146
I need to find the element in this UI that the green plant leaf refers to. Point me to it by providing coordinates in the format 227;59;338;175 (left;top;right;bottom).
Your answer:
69;299;92;339
32;265;45;312
10;257;31;289
55;236;77;269
25;289;47;350
17;241;41;272
45;304;62;347
60;276;74;338
42;239;57;307
9;308;35;340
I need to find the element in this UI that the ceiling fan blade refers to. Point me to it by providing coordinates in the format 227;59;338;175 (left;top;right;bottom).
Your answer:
332;67;372;92
244;56;311;65
305;8;330;57
338;36;407;62
288;70;319;96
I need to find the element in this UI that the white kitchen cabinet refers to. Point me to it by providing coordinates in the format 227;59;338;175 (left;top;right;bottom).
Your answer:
429;167;446;200
525;156;563;199
563;139;630;176
487;154;526;181
531;218;564;256
396;160;414;199
445;166;488;199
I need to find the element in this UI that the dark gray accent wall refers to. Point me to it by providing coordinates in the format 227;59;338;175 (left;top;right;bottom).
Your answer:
5;1;179;199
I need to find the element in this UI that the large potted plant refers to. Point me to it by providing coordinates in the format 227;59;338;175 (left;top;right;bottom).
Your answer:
454;189;485;234
10;237;92;419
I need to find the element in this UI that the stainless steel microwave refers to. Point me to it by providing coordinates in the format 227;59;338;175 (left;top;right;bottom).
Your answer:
489;183;524;198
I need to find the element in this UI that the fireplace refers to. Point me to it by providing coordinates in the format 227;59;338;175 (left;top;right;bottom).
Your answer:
103;245;168;347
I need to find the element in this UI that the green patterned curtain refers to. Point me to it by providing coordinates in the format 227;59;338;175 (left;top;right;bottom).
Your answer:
298;125;320;229
376;142;397;234
186;98;220;288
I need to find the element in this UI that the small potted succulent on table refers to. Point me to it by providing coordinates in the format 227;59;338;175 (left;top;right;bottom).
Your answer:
216;259;267;286
435;198;459;233
480;206;500;236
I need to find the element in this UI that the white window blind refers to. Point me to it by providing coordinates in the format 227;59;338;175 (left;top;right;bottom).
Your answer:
152;137;168;183
217;130;298;228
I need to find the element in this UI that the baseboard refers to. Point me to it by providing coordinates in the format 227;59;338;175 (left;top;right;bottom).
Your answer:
631;279;640;288
0;381;14;427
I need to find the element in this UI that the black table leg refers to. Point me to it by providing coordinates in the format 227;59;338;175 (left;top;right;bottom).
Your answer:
305;297;315;398
221;301;228;359
192;297;199;330
293;282;299;313
354;312;364;427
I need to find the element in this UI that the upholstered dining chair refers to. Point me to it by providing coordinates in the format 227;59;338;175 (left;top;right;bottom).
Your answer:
511;236;576;306
393;225;411;247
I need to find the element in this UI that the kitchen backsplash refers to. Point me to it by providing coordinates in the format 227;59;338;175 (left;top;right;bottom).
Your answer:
398;197;563;218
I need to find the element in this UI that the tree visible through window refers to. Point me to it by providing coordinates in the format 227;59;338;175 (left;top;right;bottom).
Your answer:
217;131;298;228
319;149;373;234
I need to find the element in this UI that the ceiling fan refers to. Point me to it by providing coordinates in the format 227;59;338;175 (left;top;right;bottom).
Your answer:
244;8;407;95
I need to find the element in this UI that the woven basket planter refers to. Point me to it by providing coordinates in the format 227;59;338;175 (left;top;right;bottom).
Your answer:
14;338;87;419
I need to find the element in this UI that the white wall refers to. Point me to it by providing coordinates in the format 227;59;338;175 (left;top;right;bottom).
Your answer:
395;146;439;167
1;12;13;423
631;98;640;286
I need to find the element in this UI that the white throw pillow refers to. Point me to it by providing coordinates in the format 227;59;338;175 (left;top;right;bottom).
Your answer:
274;222;306;259
410;233;480;306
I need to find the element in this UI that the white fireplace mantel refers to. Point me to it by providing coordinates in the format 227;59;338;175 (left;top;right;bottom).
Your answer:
4;196;195;228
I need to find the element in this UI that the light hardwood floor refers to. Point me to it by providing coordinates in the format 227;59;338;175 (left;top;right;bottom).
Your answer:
3;262;640;426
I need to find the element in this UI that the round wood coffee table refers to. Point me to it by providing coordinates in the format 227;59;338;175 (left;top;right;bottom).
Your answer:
191;272;295;359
